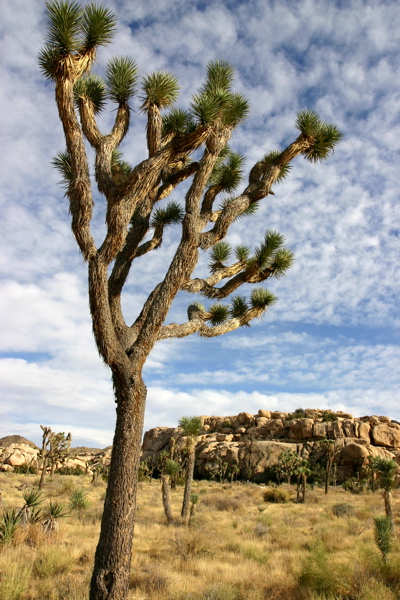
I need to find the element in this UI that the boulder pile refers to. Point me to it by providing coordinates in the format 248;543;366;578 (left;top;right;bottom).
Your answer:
142;409;400;482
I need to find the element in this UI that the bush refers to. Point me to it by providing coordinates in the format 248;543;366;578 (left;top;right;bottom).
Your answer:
342;477;368;494
298;542;351;597
332;502;355;517
201;493;243;511
13;464;38;474
263;487;290;504
322;411;338;422
56;465;85;476
69;488;89;511
287;408;307;420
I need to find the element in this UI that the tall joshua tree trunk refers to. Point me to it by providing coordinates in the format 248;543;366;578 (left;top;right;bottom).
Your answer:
161;474;174;525
90;372;147;600
181;443;196;524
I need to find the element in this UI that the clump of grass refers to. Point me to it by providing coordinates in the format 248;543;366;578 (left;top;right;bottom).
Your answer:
298;541;351;597
0;562;32;600
263;488;290;504
332;502;355;517
33;545;74;578
201;493;242;511
253;523;268;538
171;529;211;560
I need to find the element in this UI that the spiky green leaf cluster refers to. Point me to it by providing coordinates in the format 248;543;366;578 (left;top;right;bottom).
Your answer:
164;459;181;477
52;150;72;188
38;46;63;80
141;72;180;109
374;515;393;561
150;202;184;228
250;288;277;310
74;75;106;113
296;110;343;162
22;489;44;509
209;303;230;325
106;57;138;105
247;230;294;278
262;150;292;182
254;231;285;268
270;248;295;277
372;457;398;492
234;245;250;263
81;4;116;50
111;150;132;179
44;0;82;53
191;91;249;128
230;295;248;318
190;60;249;128
209;241;231;271
208;150;245;192
39;1;116;80
201;60;235;94
162;109;195;138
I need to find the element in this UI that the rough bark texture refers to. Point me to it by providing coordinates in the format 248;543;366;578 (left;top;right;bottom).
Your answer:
90;373;146;600
161;474;174;524
181;447;195;524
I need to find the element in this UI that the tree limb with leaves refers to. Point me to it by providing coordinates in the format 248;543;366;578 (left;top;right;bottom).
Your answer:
39;2;342;598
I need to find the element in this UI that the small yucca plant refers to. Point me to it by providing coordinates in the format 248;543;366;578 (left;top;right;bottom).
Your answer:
42;501;68;535
0;508;20;545
374;515;393;565
18;488;43;525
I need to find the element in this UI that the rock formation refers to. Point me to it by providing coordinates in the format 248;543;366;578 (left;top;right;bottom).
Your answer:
1;409;399;483
142;409;400;482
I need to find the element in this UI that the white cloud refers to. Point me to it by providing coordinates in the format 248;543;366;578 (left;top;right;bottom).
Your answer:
0;0;399;446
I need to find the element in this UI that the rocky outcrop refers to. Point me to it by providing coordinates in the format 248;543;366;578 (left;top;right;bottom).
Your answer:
1;443;39;469
142;409;400;482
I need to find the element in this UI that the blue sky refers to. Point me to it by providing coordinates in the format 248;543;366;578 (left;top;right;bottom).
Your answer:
0;0;399;448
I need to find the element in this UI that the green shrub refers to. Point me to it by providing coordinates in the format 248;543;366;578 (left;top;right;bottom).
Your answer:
342;477;368;494
13;464;38;474
263;487;290;504
298;541;351;597
56;465;85;476
69;488;89;511
322;411;338;422
332;502;355;517
287;408;306;420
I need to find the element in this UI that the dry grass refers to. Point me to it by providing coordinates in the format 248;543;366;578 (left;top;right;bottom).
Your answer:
0;473;399;599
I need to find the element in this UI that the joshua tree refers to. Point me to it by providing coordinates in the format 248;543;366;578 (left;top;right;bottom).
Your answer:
179;416;203;524
38;426;72;489
319;438;336;494
373;457;398;523
39;2;342;597
295;459;312;503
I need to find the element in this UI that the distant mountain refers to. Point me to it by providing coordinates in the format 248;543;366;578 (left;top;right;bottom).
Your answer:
0;435;38;448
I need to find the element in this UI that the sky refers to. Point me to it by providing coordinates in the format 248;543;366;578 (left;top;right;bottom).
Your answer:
0;0;399;448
